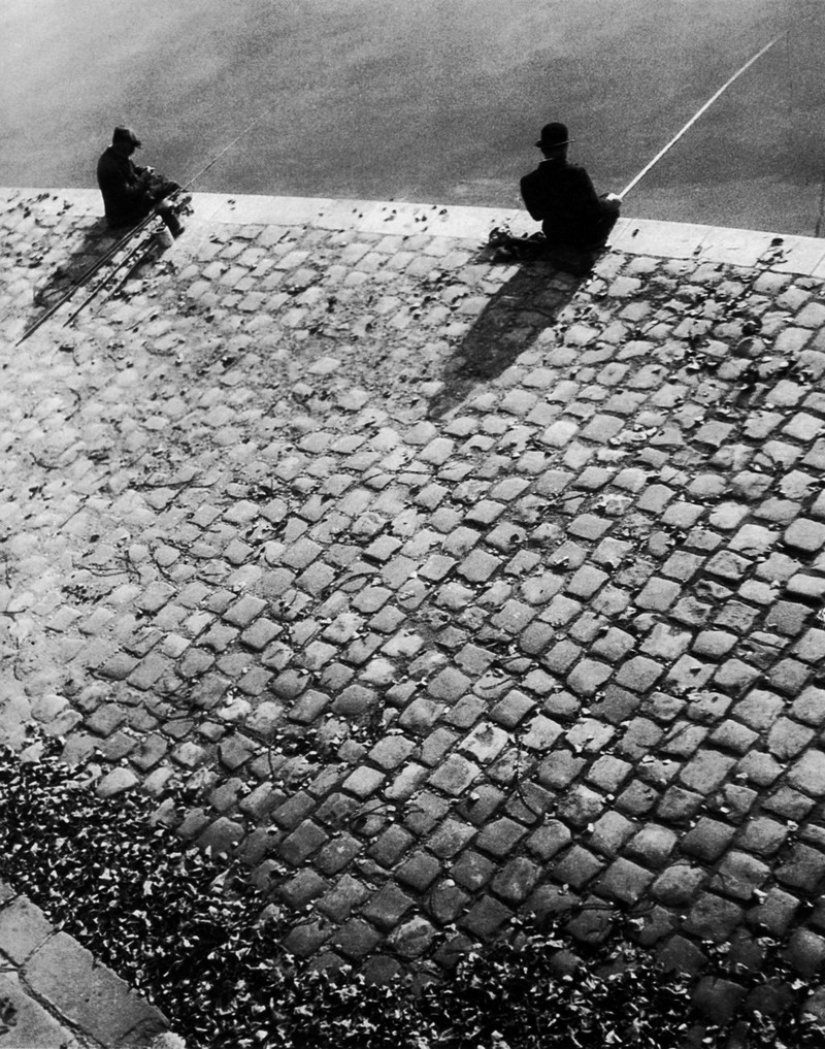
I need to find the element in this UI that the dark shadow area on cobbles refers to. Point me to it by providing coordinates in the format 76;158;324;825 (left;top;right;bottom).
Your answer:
28;221;177;337
30;217;176;309
30;218;117;312
426;255;587;419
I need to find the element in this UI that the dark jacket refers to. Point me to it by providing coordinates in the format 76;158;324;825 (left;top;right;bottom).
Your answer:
96;147;152;227
520;158;605;246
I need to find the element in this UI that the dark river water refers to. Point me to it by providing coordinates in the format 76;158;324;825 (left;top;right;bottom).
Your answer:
2;0;824;234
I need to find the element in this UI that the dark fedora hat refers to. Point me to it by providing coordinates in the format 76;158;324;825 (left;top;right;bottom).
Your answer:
536;122;569;149
113;126;142;148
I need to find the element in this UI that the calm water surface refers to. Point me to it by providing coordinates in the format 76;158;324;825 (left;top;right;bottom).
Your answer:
2;0;824;234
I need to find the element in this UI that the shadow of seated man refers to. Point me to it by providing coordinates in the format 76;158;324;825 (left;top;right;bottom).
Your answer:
96;126;184;238
490;121;621;274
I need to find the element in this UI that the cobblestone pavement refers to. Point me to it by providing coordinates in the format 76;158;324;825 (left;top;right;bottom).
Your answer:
4;188;825;1021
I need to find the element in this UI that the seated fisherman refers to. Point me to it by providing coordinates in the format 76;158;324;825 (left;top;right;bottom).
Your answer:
491;121;620;262
96;126;184;237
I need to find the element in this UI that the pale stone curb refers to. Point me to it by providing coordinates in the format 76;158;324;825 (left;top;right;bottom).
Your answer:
4;185;825;276
0;881;185;1049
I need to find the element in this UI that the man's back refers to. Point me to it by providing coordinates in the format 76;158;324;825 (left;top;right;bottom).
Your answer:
97;145;146;227
520;158;603;247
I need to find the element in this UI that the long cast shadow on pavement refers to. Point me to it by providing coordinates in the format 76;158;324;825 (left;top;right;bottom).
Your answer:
29;220;168;324
427;256;586;419
30;219;117;313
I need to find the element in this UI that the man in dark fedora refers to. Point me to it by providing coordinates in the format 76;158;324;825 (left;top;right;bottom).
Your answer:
490;121;620;266
96;126;184;237
522;121;620;247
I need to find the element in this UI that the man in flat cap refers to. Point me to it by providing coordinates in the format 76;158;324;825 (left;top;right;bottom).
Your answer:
97;126;184;237
491;121;620;267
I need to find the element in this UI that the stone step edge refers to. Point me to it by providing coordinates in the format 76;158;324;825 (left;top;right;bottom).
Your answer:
0;879;185;1049
4;186;825;278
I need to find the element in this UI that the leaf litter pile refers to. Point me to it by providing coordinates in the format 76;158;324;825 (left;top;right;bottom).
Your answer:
0;740;823;1048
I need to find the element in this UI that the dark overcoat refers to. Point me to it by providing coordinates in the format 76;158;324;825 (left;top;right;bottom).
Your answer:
520;159;606;246
96;146;155;227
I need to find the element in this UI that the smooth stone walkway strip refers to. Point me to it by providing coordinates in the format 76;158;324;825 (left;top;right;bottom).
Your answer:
0;880;180;1048
7;186;825;276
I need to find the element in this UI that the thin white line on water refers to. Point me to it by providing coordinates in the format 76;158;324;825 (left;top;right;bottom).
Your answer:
619;33;785;200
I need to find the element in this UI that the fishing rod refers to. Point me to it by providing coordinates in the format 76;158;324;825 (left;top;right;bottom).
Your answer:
618;33;784;199
181;115;263;191
17;113;267;344
17;206;167;344
87;241;158;318
74;116;268;320
62;225;159;328
64;117;268;324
